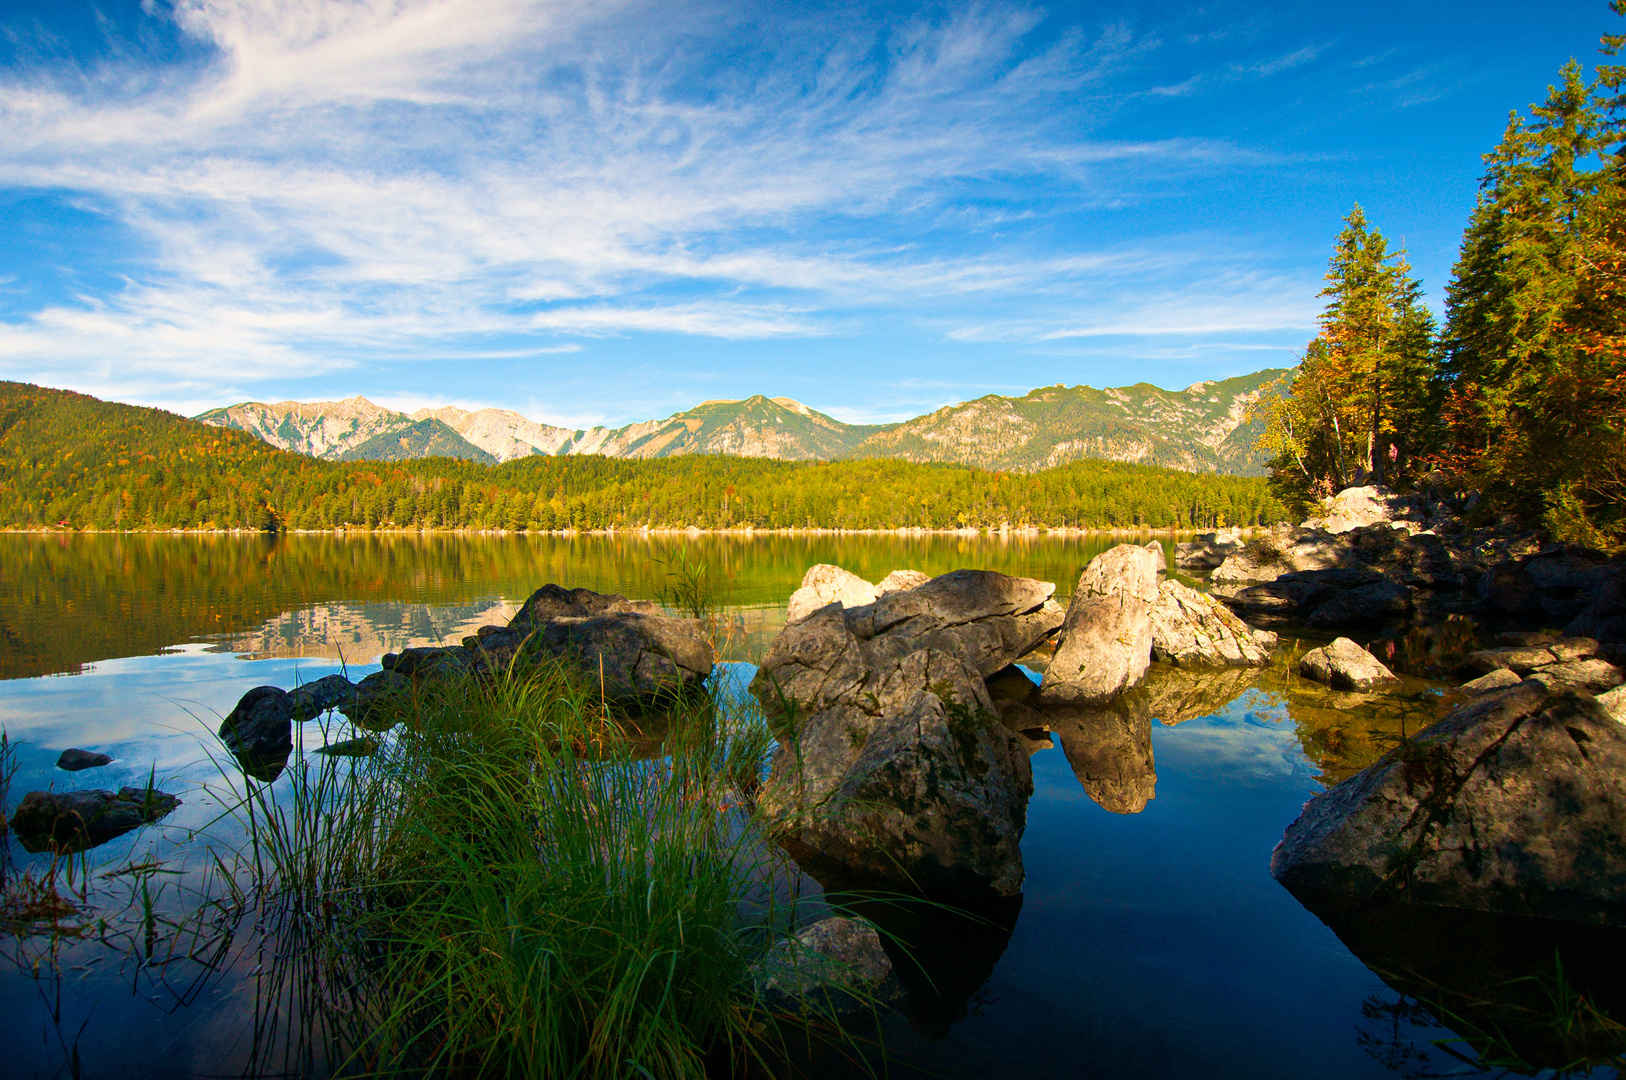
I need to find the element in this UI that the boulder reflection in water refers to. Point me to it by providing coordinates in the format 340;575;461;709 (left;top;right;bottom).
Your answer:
1290;891;1626;1073
1052;704;1155;815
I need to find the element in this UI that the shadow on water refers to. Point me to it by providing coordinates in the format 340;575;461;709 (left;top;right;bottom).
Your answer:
1290;891;1626;1076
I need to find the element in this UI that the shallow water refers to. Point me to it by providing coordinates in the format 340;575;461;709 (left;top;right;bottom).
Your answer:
0;534;1615;1079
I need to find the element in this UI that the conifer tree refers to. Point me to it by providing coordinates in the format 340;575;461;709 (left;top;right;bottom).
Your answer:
1259;207;1436;514
1436;5;1626;544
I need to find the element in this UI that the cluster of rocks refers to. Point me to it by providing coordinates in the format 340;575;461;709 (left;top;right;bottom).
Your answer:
750;548;1280;899
1180;487;1625;648
216;583;716;781
750;566;1062;898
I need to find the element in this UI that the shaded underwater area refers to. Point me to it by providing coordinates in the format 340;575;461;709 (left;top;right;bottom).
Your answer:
0;534;1622;1079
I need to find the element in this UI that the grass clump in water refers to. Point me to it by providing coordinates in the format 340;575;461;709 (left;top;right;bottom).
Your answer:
231;661;869;1078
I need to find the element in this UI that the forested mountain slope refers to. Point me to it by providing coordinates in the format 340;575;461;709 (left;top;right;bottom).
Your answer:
2;382;1284;531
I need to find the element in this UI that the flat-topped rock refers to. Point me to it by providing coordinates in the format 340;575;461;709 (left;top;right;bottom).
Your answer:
10;786;181;854
1299;638;1401;692
842;569;1063;678
1466;638;1597;676
1529;658;1623;695
1460;668;1522;695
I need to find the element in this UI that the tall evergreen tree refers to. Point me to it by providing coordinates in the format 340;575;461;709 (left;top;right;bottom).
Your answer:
1436;7;1626;544
1259;207;1436;514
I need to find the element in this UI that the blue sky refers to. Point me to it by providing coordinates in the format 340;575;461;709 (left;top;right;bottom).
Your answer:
0;0;1614;427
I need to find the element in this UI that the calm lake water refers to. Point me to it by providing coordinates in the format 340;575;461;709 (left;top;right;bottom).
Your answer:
0;533;1608;1079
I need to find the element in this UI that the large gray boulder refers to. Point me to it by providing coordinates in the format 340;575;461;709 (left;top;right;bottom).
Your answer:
10;786;181;854
1299;637;1401;691
1271;685;1626;926
1212;529;1363;585
757;642;1032;896
1303;485;1426;534
1041;545;1161;704
1148;579;1273;667
786;564;879;624
750;580;1048;897
466;584;713;706
841;569;1064;678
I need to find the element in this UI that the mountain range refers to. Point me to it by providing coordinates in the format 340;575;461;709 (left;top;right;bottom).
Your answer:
196;368;1285;476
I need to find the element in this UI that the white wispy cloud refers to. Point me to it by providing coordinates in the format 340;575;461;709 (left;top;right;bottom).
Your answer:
0;0;1310;413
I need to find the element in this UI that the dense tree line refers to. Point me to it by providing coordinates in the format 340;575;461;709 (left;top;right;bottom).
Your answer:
1261;4;1626;546
0;382;1283;532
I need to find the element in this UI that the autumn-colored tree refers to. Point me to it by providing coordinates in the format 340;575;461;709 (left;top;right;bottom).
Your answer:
1258;207;1437;515
1435;5;1626;545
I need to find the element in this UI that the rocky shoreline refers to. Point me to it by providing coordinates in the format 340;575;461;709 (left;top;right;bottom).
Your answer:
16;486;1622;980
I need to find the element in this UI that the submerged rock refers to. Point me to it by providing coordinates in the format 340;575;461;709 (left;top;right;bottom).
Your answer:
10;786;181;854
1041;544;1161;704
1291;894;1626;1071
55;748;112;772
1148;579;1272;668
750;916;902;1015
1298;638;1401;692
219;686;294;781
786;564;879;624
314;737;379;757
1271;685;1626;926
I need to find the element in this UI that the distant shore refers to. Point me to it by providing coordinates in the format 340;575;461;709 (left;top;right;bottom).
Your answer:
2;524;1259;538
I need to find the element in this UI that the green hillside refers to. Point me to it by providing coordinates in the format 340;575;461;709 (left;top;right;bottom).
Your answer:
0;382;1285;531
339;418;496;464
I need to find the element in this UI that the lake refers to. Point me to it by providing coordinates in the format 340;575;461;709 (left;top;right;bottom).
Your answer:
0;533;1607;1079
